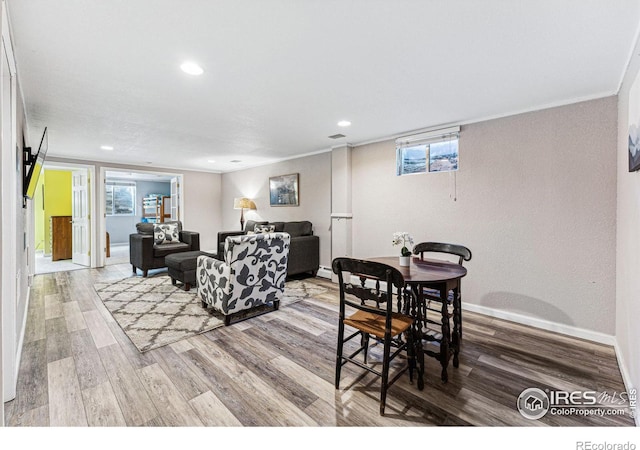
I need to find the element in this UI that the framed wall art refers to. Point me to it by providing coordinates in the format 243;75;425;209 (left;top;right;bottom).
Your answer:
269;173;299;206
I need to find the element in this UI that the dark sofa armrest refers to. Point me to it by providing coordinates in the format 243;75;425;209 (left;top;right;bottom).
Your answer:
217;230;246;255
180;230;200;251
129;233;154;267
287;235;320;276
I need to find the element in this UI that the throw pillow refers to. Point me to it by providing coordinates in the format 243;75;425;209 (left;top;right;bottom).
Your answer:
254;224;275;234
154;223;179;245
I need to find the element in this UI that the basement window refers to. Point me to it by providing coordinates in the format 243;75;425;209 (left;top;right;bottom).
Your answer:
396;126;460;176
106;181;136;216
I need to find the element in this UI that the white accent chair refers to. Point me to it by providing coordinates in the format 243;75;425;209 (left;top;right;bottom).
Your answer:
196;232;290;325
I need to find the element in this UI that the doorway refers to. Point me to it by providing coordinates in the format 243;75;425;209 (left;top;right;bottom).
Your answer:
101;168;183;268
33;163;95;275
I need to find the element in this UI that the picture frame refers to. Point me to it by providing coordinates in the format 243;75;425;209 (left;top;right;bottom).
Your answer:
269;173;299;206
628;69;640;172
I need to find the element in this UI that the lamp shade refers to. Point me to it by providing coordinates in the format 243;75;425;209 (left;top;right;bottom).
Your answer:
233;197;256;210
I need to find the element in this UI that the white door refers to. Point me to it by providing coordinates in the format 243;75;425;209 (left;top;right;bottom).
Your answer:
170;177;179;220
72;170;90;266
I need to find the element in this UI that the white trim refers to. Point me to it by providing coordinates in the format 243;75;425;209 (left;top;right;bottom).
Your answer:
462;302;616;346
395;126;460;146
13;283;29;392
222;147;333;174
326;273;617;346
613;340;639;426
42;162;97;268
316;266;332;279
98;166;185;267
1;0;18;403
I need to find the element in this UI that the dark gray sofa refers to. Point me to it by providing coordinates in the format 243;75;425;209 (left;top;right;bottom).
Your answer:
216;220;319;277
130;221;200;277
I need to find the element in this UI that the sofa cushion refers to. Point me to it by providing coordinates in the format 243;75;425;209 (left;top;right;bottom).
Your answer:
269;222;285;232
153;242;190;258
283;221;312;237
137;220;183;236
254;224;275;234
154;223;180;245
244;220;268;232
136;222;155;235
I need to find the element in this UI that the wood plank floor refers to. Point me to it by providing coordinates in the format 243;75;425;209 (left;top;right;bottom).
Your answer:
3;263;634;427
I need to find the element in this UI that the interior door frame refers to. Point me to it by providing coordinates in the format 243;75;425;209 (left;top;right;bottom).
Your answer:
98;167;184;267
0;0;17;406
40;162;97;268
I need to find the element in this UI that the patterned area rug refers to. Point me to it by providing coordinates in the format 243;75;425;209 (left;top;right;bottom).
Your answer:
94;276;327;352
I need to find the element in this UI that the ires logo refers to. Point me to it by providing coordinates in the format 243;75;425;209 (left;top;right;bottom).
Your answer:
517;388;634;420
548;391;598;406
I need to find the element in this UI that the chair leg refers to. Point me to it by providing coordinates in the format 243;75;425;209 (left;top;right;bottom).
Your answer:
379;335;392;415
416;333;425;390
143;269;148;277
132;265;136;274
362;333;370;364
335;321;345;389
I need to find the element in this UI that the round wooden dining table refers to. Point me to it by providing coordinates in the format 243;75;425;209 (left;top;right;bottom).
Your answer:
367;256;467;383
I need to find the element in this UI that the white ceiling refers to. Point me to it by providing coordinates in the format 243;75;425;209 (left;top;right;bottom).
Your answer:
7;1;640;173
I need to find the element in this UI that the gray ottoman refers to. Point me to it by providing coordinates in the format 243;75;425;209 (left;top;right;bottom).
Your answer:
166;250;216;291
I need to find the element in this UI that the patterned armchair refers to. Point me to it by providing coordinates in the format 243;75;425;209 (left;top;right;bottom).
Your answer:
196;232;290;325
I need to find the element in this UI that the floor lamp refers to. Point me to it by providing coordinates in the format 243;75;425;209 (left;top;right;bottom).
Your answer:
233;197;256;230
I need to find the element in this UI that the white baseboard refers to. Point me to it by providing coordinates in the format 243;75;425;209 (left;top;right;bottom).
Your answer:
313;276;617;347
462;302;616;346
613;340;639;427
14;284;30;390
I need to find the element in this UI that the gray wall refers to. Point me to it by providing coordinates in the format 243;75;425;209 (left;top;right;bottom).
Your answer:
221;152;332;268
106;180;170;245
218;98;618;337
351;97;618;334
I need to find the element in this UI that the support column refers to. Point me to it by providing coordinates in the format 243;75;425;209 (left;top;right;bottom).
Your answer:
331;145;352;281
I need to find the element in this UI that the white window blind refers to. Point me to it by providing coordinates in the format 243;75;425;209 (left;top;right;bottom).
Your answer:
105;180;136;216
396;126;460;175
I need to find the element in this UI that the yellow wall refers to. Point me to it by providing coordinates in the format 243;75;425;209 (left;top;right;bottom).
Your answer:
33;173;45;251
43;170;72;255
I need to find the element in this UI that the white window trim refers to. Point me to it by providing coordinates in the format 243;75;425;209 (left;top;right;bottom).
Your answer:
395;125;460;146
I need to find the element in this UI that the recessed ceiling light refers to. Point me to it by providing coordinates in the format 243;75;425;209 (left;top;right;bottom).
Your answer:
337;120;351;127
207;160;216;163
180;61;204;75
100;145;114;151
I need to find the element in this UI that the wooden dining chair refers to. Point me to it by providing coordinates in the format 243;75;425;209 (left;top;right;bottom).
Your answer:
412;242;471;368
332;257;422;415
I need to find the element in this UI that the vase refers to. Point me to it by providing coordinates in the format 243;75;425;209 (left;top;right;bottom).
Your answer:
399;256;410;267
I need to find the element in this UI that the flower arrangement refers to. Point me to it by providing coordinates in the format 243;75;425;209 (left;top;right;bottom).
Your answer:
392;232;413;257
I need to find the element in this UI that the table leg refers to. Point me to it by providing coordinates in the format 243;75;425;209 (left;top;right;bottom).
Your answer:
451;285;461;368
410;285;424;390
439;286;450;383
